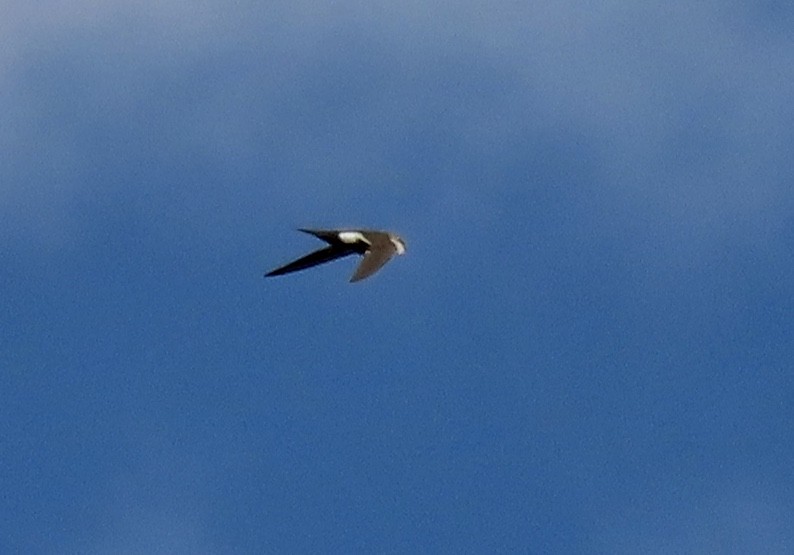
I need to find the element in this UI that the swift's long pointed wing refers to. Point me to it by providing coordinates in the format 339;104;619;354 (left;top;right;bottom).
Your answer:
265;246;355;278
297;228;341;245
349;243;396;282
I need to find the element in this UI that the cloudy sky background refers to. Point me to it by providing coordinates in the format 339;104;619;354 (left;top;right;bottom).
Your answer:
2;1;793;552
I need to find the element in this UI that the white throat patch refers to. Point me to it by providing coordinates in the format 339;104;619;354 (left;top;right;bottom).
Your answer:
391;237;406;255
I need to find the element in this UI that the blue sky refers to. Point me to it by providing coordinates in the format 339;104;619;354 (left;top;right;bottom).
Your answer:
2;2;793;553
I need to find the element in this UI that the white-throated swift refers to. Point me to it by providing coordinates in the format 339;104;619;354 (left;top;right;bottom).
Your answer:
265;228;406;282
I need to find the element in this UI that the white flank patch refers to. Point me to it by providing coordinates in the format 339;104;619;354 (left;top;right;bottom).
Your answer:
338;231;368;244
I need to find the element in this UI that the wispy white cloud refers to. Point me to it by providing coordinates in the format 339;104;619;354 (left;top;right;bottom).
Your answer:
597;482;794;554
75;431;211;555
3;1;792;258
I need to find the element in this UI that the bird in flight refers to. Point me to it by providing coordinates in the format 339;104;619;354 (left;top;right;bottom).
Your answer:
265;228;406;282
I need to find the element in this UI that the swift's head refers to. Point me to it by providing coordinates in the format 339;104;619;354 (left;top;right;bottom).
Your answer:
389;234;407;255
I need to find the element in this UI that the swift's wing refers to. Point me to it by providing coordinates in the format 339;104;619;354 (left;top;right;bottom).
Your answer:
349;241;396;282
265;246;355;278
